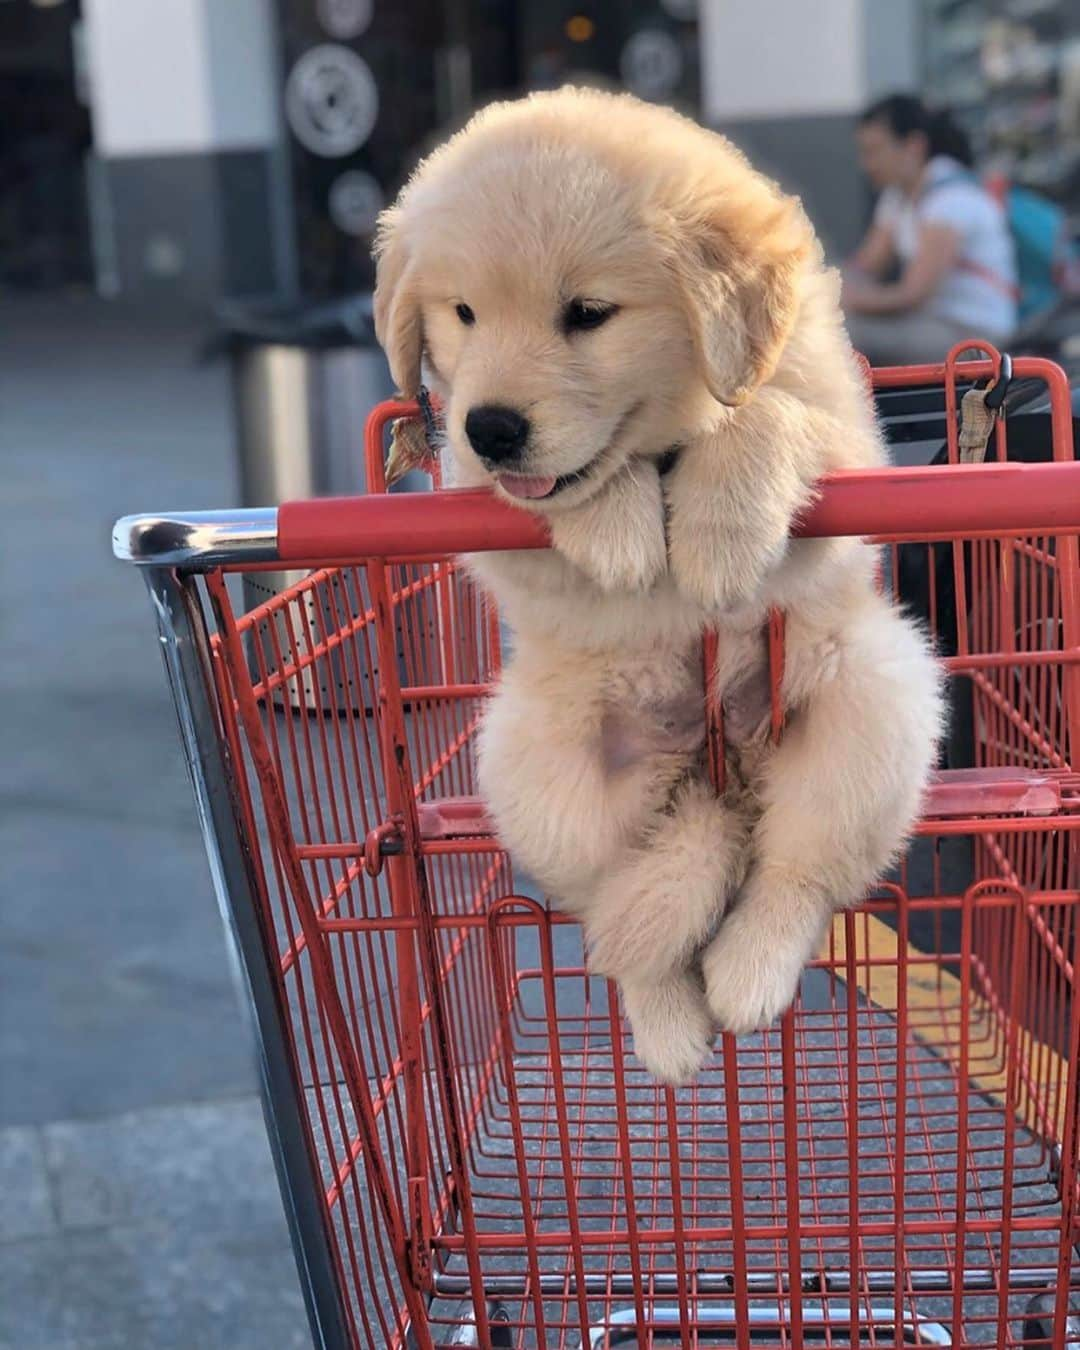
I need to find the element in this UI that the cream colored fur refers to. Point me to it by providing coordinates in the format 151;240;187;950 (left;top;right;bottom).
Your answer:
374;89;944;1083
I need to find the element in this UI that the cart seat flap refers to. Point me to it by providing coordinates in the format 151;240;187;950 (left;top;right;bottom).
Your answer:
414;771;1067;847
416;797;493;839
924;767;1065;818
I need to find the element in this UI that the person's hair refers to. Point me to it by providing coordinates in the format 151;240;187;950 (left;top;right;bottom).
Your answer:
858;93;974;168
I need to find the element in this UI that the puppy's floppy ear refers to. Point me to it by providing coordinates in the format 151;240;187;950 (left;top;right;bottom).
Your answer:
373;205;422;397
674;192;813;408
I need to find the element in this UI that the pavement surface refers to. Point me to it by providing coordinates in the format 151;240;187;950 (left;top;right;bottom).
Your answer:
1;296;309;1349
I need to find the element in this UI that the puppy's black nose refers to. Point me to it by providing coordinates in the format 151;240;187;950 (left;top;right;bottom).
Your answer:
465;405;530;463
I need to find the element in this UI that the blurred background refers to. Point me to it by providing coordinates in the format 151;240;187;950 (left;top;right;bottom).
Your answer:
6;0;1080;302
3;2;1080;1347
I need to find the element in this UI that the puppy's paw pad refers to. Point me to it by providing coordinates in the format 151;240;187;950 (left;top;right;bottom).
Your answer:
702;923;803;1037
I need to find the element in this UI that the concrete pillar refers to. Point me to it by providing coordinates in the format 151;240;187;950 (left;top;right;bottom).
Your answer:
83;0;289;305
699;0;919;257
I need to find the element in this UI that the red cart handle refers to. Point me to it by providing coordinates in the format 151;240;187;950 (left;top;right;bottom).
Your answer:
276;461;1080;564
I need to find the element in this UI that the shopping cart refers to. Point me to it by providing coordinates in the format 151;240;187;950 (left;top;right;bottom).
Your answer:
113;348;1080;1349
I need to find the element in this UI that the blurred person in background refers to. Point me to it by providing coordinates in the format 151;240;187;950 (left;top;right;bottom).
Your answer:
844;93;1017;366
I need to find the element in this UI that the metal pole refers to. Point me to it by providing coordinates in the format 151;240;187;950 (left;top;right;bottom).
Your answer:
143;565;351;1350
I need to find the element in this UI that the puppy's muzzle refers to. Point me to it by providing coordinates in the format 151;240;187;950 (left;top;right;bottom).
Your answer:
465;405;530;465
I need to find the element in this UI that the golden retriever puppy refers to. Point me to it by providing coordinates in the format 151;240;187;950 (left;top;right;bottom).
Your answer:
374;88;943;1084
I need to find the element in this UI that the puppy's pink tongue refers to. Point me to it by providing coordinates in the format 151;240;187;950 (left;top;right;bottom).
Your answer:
497;472;557;500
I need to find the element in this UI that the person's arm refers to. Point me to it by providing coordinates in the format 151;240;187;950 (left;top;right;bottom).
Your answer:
844;221;960;315
847;221;896;280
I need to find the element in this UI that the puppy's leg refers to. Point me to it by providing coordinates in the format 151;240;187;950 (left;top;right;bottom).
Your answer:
479;691;688;901
621;967;715;1086
550;459;667;594
664;397;819;613
586;776;749;983
703;602;943;1035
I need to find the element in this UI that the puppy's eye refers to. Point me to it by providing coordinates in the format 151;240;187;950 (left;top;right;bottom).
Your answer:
562;298;618;334
455;302;476;326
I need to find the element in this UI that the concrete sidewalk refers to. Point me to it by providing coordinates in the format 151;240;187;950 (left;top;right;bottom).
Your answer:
1;297;308;1348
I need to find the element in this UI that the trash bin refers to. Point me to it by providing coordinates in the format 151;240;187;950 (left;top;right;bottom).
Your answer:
218;293;416;503
216;295;431;713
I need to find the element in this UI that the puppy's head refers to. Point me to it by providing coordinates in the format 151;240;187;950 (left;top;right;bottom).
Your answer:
374;89;814;510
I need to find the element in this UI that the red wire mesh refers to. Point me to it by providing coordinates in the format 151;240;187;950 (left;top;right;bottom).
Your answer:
200;355;1078;1348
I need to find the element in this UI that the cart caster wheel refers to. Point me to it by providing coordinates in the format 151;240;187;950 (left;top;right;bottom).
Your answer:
1022;1291;1080;1344
446;1299;513;1346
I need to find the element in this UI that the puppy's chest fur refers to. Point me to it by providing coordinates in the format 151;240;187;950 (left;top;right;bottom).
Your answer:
599;624;772;774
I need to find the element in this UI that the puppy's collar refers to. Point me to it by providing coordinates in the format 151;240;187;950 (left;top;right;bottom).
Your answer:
657;446;681;558
657;446;681;477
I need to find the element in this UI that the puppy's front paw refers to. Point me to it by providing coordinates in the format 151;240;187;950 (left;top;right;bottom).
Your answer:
701;907;806;1037
550;461;667;593
586;780;749;983
621;971;715;1086
586;854;703;982
667;525;784;615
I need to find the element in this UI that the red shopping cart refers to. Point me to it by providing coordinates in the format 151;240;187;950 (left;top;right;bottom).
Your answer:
114;349;1080;1348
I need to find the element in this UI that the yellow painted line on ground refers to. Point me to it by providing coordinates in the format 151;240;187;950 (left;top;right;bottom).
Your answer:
829;911;1069;1141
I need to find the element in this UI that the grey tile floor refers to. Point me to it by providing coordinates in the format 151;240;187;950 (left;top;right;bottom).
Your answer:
2;297;309;1348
